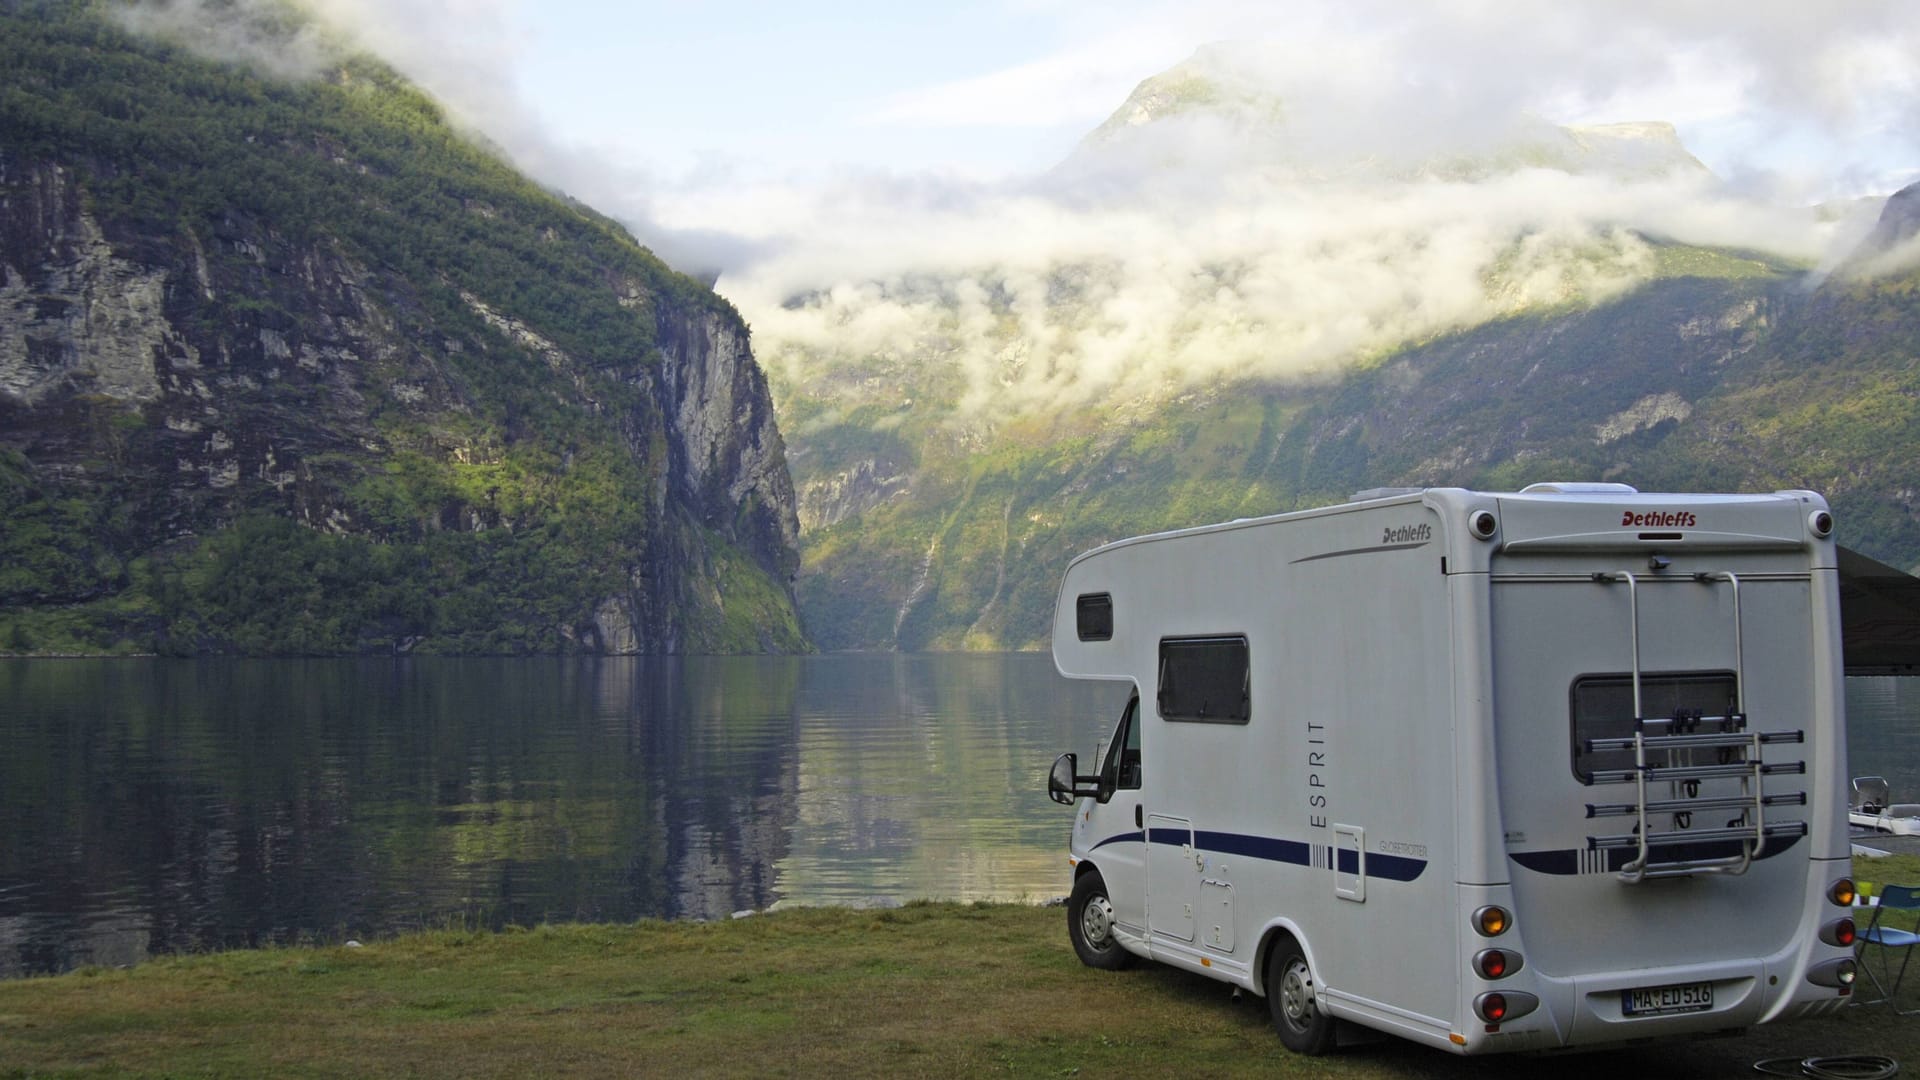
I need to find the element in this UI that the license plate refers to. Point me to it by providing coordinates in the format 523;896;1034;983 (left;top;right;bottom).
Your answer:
1622;981;1713;1016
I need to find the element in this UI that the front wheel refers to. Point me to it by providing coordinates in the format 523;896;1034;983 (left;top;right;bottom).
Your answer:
1267;935;1335;1055
1067;869;1134;970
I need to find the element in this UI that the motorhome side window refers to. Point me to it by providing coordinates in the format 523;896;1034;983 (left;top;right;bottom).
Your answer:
1076;593;1113;641
1098;695;1142;796
1157;636;1250;724
1569;671;1738;783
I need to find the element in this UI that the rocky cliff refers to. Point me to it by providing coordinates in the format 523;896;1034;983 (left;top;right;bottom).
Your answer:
0;7;804;655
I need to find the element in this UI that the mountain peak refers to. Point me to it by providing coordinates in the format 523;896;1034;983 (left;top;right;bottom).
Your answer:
1083;43;1282;142
1844;180;1920;271
1056;44;1709;191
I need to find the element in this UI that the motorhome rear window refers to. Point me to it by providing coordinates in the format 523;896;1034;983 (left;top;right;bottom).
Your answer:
1157;636;1250;724
1076;593;1113;641
1569;671;1738;783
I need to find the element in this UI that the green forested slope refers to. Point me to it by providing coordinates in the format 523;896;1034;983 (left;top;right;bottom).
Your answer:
789;253;1920;650
0;1;804;655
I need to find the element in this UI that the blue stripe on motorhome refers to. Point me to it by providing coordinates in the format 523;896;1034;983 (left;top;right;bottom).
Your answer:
1195;830;1428;882
1194;829;1312;867
1509;833;1804;876
1085;829;1429;882
1339;848;1426;881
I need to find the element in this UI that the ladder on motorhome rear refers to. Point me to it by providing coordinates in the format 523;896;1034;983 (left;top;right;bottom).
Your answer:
1582;571;1808;883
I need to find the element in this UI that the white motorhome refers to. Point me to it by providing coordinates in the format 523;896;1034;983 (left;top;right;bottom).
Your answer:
1045;484;1860;1055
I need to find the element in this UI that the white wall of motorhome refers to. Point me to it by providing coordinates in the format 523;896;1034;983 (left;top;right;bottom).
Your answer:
1055;494;1466;1047
1050;487;1855;1055
1483;489;1853;1040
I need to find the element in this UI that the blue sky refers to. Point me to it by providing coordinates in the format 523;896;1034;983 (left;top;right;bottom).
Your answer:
450;0;1920;197
491;1;1197;183
499;3;1115;179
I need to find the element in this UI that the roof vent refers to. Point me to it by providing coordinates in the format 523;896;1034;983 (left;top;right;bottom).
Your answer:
1518;482;1640;495
1351;487;1423;502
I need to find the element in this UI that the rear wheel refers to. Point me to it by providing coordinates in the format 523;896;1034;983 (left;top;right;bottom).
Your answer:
1267;935;1335;1055
1067;869;1134;970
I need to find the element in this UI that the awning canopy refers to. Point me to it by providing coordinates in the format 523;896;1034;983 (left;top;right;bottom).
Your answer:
1840;546;1920;676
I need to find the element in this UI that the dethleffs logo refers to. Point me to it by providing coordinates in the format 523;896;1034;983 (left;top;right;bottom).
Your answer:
1382;523;1432;544
1621;509;1697;528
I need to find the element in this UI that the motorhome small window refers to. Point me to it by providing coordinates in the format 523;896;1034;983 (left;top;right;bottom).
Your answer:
1076;593;1114;641
1570;671;1737;783
1157;636;1250;724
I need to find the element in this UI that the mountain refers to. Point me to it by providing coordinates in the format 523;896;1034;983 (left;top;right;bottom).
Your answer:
1841;180;1920;274
760;50;1920;651
0;2;805;655
1057;43;1709;189
782;241;1920;653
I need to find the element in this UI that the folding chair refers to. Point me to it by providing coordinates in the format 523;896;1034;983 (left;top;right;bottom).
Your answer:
1856;884;1920;1013
1853;776;1890;815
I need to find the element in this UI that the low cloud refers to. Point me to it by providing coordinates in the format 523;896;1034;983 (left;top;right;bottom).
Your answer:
108;0;1919;420
863;31;1183;131
712;0;1920;423
724;165;1852;423
107;0;726;276
108;0;344;80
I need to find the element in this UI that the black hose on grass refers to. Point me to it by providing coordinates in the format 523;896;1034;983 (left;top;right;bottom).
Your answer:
1752;1054;1898;1079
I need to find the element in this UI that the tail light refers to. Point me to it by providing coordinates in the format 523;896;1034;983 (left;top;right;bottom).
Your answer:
1820;918;1857;948
1473;905;1511;937
1828;879;1856;907
1474;948;1523;980
1474;990;1539;1024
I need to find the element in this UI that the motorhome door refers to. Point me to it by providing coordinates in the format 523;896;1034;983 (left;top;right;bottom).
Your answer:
1092;697;1147;937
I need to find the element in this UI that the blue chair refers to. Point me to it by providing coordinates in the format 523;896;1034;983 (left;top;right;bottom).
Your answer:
1856;884;1920;1013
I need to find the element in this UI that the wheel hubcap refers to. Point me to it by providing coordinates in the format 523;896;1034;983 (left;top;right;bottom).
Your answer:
1280;959;1315;1027
1081;895;1116;949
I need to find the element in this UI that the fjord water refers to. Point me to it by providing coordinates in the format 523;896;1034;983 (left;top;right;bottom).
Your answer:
0;655;1130;977
0;658;1913;977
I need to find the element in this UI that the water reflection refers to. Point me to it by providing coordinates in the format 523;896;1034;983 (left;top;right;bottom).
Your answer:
1847;676;1920;799
0;655;1128;977
4;658;1907;979
780;654;1111;907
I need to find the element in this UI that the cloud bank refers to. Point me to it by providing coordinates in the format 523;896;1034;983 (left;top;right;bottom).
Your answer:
724;167;1854;422
681;1;1918;421
108;0;346;81
108;0;1920;421
763;0;1920;418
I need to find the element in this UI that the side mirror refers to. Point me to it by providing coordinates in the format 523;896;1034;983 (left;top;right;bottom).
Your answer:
1047;752;1105;805
1048;753;1078;805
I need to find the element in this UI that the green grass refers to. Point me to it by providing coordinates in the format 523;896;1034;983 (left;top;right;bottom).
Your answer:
3;860;1916;1079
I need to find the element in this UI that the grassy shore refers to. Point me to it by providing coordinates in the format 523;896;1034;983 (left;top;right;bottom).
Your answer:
3;856;1916;1079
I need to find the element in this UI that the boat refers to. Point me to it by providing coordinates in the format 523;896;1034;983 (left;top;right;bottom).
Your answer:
1850;776;1920;836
